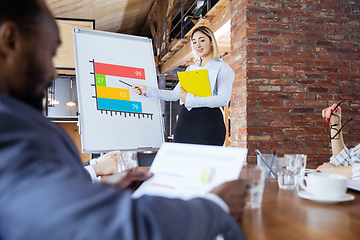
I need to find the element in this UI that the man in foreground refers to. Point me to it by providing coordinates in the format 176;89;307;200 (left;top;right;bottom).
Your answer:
0;1;248;239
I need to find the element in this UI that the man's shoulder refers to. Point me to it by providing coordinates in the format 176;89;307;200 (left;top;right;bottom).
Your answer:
0;93;42;118
0;93;76;157
0;93;57;132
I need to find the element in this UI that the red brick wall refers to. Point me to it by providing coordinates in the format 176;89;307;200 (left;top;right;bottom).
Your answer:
230;0;360;166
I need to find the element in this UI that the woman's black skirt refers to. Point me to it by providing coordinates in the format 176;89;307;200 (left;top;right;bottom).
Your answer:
174;105;226;146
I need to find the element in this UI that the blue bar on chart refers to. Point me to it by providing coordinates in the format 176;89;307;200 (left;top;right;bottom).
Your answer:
97;98;142;113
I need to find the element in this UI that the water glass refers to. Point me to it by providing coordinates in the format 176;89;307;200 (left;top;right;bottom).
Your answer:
117;151;138;172
284;154;307;177
277;156;303;190
240;165;266;209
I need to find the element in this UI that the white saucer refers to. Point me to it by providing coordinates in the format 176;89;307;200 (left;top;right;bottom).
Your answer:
298;191;355;204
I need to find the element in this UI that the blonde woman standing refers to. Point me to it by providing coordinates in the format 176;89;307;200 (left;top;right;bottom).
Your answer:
133;26;235;146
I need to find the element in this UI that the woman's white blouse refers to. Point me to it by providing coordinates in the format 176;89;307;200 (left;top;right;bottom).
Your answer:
330;144;360;181
145;59;235;110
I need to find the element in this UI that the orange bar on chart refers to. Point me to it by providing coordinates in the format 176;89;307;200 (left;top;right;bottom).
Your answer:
96;86;130;101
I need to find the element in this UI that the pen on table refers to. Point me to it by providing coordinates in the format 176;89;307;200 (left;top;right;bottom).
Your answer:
268;150;276;178
255;149;277;178
119;79;132;87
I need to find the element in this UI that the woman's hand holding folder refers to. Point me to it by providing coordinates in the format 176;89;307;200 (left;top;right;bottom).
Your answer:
180;86;187;103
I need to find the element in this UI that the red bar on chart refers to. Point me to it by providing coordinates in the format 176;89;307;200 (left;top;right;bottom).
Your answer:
94;62;145;80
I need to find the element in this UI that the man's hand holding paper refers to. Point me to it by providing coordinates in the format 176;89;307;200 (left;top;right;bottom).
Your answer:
133;143;248;219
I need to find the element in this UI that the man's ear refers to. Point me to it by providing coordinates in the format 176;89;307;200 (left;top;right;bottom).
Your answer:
0;22;19;59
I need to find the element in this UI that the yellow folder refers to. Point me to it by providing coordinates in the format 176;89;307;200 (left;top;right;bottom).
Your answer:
177;69;212;97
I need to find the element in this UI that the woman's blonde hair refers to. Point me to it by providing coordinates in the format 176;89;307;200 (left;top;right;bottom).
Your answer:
191;26;220;60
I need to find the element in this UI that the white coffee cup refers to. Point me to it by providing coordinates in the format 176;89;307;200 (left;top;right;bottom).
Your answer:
300;172;348;199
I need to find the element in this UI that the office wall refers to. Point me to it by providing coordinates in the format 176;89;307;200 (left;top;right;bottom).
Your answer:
230;0;360;166
56;122;91;163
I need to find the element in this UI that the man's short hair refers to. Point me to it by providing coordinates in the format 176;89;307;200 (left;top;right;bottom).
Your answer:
0;0;45;34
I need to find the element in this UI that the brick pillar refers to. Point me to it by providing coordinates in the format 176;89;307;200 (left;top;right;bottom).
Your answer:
230;0;248;149
230;0;360;166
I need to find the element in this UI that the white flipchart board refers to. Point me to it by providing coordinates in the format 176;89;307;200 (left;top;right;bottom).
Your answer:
73;28;164;153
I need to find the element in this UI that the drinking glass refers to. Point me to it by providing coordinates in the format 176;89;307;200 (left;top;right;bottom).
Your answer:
117;151;138;172
240;165;266;209
284;154;307;177
277;156;303;190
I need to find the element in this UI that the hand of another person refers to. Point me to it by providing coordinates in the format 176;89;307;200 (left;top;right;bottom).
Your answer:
92;151;119;176
316;162;353;178
180;86;187;102
322;104;341;125
210;179;249;221
316;162;336;173
100;167;153;191
132;85;147;95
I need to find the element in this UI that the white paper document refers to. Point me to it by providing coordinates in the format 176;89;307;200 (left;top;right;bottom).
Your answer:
132;143;248;200
304;168;316;174
347;180;360;192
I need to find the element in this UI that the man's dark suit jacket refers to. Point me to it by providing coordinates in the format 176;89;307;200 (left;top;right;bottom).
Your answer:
0;93;246;240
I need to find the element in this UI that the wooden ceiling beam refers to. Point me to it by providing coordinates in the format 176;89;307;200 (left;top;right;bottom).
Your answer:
207;5;231;35
156;0;169;49
184;18;211;39
203;0;230;19
56;69;76;75
162;0;177;52
149;21;156;38
141;0;158;38
160;42;195;74
47;0;156;35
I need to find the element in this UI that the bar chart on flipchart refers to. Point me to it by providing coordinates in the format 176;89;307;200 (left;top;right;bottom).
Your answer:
74;29;164;152
89;60;154;119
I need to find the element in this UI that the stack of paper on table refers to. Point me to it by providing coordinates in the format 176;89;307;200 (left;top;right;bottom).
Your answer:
132;143;248;200
347;180;360;192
